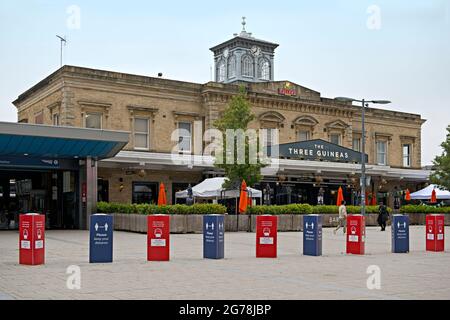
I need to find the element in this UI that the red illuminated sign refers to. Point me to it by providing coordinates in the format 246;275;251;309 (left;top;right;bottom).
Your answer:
278;82;297;96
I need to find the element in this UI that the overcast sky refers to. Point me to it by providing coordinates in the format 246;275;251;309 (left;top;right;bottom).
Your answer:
1;0;449;165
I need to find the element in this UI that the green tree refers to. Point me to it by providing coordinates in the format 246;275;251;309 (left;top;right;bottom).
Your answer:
213;86;265;189
430;125;450;190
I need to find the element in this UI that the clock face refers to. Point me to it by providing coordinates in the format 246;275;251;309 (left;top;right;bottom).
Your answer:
223;48;229;58
251;46;261;57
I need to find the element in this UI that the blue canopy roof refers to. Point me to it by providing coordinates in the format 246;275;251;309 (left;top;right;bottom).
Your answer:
0;122;129;160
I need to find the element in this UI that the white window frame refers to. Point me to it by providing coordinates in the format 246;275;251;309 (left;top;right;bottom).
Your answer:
134;117;149;150
402;144;411;167
298;130;310;142
352;137;361;152
330;133;341;145
242;56;254;77
228;55;236;79
85;112;102;129
178;122;192;153
217;60;226;82
52;113;60;126
376;140;387;165
259;59;270;80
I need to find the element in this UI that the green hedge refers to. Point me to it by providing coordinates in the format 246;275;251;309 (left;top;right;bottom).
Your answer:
97;202;227;215
97;202;401;215
247;204;314;215
245;205;386;215
400;205;450;214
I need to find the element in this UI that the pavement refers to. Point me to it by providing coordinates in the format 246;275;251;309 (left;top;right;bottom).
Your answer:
0;226;449;300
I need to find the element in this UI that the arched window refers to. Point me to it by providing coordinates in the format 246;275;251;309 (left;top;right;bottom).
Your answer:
258;59;270;80
242;55;254;77
228;55;236;78
217;60;226;82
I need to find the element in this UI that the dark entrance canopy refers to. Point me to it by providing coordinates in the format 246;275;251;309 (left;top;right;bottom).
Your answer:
0;121;129;160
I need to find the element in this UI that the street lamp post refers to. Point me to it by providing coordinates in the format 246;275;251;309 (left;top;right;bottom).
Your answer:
334;97;391;215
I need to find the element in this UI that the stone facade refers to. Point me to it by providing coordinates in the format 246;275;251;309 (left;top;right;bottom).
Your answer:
12;65;426;205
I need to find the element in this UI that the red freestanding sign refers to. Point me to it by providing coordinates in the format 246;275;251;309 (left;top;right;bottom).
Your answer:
346;214;365;255
426;214;445;252
19;213;45;265
147;215;170;261
256;215;277;258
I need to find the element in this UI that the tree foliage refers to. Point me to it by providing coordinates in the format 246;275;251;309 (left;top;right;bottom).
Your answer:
213;86;265;189
430;125;450;190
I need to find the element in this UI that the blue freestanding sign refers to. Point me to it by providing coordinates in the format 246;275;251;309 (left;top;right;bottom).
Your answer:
303;214;322;256
392;214;409;253
89;214;113;263
203;215;225;259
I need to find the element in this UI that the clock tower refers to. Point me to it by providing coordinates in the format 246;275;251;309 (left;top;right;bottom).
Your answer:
210;17;279;84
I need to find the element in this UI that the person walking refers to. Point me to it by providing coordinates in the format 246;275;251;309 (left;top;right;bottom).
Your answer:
334;200;347;234
377;202;389;231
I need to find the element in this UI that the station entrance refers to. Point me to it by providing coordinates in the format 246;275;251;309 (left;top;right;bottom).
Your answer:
0;169;78;230
0;121;128;230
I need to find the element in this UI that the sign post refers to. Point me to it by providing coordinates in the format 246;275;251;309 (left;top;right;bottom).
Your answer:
391;214;409;253
203;215;225;259
426;214;445;252
147;215;170;261
89;214;113;263
303;214;322;256
346;214;365;255
256;215;277;258
19;213;45;265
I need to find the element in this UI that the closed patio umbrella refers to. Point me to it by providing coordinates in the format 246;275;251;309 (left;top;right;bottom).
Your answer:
371;192;377;206
336;187;344;206
157;182;167;206
239;180;248;214
405;189;411;201
430;188;437;203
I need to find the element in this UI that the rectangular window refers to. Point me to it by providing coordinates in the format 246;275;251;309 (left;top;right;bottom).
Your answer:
298;130;310;142
265;128;277;146
34;111;44;124
178;122;192;152
330;133;341;145
403;144;411;167
376;141;387;165
134;118;149;150
52;114;60;126
85;113;102;129
132;182;158;204
352;138;361;152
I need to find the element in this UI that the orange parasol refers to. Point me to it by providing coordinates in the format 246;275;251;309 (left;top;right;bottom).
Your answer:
157;182;167;206
430;188;437;203
405;189;411;201
371;192;377;206
238;180;248;214
336;187;344;206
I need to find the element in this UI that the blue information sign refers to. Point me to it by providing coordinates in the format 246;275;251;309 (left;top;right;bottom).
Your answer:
303;214;322;256
203;215;224;259
89;214;113;263
391;214;409;253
